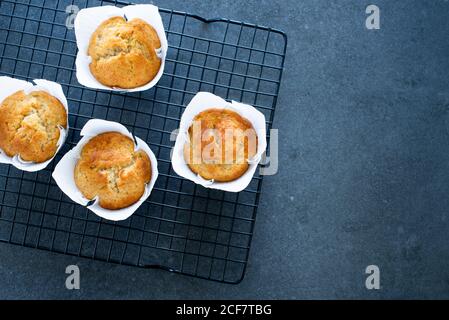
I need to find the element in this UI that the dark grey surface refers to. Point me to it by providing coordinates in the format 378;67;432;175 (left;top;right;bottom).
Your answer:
1;0;449;299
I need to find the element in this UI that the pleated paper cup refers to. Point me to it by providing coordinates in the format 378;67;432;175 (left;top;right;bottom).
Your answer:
74;4;168;92
0;76;69;172
52;119;159;221
172;92;267;192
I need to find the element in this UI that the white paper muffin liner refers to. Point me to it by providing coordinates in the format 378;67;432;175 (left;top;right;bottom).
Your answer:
172;92;267;192
52;119;159;221
74;4;168;92
0;76;69;172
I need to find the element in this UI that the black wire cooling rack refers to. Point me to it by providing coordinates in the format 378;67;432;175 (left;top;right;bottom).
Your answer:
0;0;287;283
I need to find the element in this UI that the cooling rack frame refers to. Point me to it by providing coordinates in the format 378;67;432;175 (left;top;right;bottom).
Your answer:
0;0;287;284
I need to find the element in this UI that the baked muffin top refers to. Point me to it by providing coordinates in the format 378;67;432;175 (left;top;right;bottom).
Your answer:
0;90;67;163
183;109;258;182
74;132;151;210
88;16;161;89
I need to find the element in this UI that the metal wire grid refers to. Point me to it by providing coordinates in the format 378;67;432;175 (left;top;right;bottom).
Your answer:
0;0;287;283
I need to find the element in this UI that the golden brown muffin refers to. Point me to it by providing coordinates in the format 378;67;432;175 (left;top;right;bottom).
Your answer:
74;132;151;210
0;90;67;163
183;109;258;182
88;16;162;89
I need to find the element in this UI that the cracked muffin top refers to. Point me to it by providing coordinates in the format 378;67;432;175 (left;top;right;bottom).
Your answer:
0;90;67;163
88;16;161;89
183;109;258;182
74;132;151;210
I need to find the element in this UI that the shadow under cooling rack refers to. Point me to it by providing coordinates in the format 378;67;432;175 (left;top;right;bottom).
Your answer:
0;0;287;284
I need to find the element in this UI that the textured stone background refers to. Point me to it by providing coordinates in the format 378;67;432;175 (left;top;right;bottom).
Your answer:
1;0;449;299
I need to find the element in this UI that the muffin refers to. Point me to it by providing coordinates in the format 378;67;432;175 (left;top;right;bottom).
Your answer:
88;16;161;89
74;132;151;210
183;109;258;182
0;90;67;163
